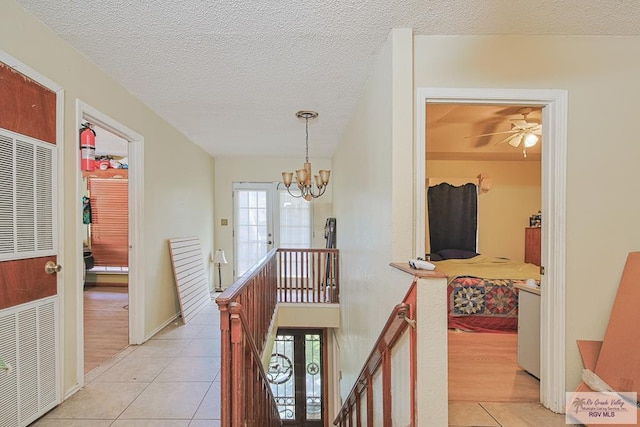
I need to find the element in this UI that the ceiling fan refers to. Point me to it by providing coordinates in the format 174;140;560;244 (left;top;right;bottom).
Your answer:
467;107;542;153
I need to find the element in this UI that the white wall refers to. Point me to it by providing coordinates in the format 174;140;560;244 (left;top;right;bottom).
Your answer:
213;157;332;286
2;0;215;393
414;35;640;392
332;28;415;398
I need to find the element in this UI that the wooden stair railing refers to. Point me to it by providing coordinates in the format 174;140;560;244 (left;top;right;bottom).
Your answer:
229;302;282;426
217;247;340;426
217;249;281;427
333;281;417;427
277;248;340;303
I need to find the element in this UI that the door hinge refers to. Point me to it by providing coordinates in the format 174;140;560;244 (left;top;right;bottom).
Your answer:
540;265;545;275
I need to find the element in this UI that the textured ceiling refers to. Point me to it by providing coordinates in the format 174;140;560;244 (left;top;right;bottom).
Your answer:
13;0;640;159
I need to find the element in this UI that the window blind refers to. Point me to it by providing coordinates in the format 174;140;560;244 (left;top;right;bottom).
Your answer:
88;178;128;267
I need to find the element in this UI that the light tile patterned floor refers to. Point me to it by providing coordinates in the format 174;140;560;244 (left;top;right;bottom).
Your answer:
449;402;569;426
33;296;222;426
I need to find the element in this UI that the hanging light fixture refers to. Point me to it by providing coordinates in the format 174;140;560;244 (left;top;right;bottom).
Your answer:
281;111;330;201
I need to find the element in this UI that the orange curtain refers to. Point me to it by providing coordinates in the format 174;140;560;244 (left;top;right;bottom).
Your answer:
88;178;128;266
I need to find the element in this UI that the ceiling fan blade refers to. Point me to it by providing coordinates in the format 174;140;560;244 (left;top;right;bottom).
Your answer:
508;134;524;147
495;132;522;146
465;130;518;139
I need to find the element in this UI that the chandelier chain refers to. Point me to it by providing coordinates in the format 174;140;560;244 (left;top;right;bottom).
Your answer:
305;116;309;163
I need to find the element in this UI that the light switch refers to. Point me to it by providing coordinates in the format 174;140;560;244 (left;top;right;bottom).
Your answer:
221;219;228;226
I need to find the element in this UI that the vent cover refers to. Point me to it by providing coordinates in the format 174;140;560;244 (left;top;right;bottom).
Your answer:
0;129;56;261
0;297;59;426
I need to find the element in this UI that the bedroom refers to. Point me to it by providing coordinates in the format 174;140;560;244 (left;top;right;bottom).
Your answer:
425;103;543;402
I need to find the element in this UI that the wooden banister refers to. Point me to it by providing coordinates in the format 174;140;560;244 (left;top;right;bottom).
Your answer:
217;250;280;427
334;282;417;427
217;247;341;426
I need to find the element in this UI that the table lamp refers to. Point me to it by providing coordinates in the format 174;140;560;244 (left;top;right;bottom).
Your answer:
213;249;228;292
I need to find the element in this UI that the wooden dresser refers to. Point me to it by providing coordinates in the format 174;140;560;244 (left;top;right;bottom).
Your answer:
524;227;541;266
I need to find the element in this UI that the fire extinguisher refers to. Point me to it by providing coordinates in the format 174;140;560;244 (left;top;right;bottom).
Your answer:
79;123;96;171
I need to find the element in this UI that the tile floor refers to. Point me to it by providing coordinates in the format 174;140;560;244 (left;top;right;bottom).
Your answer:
32;294;569;426
33;295;222;426
449;401;569;426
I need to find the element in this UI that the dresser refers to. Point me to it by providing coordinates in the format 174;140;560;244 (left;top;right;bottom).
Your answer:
524;227;541;266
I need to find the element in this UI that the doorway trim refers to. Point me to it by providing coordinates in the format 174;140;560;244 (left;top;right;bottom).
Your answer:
415;87;568;413
75;100;145;383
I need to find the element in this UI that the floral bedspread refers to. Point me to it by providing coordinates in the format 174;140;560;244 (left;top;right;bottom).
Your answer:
447;276;529;333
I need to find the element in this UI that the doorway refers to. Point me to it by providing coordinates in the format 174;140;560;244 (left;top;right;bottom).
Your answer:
268;329;325;426
76;101;145;382
81;122;130;373
416;88;568;412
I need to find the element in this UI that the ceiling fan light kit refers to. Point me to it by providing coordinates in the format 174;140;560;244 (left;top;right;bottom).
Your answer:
467;107;542;157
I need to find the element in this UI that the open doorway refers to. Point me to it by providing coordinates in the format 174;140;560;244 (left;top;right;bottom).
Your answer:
425;103;543;403
76;101;145;382
416;87;568;413
81;123;130;373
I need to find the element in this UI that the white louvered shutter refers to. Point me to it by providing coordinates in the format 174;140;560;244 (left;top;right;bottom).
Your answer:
0;129;56;261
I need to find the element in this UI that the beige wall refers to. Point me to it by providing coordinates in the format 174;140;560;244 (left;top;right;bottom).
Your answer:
213;157;332;286
332;28;415;398
414;35;640;391
426;160;541;261
2;1;215;394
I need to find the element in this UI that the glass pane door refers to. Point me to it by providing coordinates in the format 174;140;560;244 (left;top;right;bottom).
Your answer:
233;183;273;277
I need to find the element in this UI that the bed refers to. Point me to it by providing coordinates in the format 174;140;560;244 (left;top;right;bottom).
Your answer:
430;253;541;333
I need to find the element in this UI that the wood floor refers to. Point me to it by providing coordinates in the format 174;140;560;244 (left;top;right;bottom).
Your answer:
83;286;129;373
448;330;540;402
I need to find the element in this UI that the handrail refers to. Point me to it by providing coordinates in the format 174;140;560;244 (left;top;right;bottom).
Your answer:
217;247;340;426
217;249;279;427
229;302;282;426
334;281;417;427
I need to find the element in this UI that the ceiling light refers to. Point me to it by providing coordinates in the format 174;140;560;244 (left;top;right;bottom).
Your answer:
523;132;539;148
281;111;330;201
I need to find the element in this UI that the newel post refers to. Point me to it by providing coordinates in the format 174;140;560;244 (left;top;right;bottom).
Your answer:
230;302;245;427
219;302;231;427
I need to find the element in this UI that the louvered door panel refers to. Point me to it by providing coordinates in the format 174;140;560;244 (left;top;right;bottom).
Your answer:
0;312;18;427
88;178;128;266
0;134;14;254
0;297;59;427
0;129;56;261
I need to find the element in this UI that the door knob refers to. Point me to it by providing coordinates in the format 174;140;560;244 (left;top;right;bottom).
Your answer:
268;241;273;245
44;261;62;275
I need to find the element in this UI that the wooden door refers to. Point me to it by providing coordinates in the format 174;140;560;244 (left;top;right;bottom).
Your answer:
0;59;60;427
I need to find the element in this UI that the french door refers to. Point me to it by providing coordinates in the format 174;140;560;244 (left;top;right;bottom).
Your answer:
268;329;324;426
233;183;311;279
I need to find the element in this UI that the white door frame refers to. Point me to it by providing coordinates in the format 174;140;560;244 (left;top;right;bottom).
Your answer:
415;87;568;413
75;101;145;383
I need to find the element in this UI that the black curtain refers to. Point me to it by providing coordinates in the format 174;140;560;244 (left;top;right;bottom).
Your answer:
427;183;477;253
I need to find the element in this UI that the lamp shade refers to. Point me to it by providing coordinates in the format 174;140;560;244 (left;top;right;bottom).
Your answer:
213;249;228;265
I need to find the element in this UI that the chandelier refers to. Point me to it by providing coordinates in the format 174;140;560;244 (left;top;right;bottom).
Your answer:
281;111;330;201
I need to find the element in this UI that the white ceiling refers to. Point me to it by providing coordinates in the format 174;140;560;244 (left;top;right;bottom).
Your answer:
14;1;640;159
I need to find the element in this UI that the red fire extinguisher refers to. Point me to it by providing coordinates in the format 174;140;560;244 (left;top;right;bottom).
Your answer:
79;123;96;171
